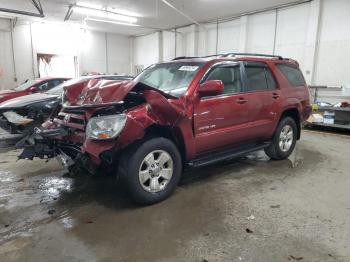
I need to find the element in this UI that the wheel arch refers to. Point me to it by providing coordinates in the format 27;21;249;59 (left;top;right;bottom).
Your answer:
279;108;301;140
144;124;187;163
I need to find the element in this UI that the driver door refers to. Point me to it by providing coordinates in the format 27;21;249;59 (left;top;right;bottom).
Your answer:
194;62;250;154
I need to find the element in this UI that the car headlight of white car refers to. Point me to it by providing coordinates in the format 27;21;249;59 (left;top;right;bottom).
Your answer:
86;114;127;140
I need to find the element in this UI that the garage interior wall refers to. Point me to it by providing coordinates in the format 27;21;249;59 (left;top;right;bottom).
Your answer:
132;0;350;87
1;0;350;90
0;19;132;90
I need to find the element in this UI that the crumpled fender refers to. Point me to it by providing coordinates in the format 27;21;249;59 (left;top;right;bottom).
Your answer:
142;89;186;125
82;89;197;164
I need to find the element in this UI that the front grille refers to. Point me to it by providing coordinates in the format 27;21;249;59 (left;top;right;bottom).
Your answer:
54;109;86;131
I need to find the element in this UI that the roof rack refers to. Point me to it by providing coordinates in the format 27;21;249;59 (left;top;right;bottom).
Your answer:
222;53;283;60
172;54;225;60
173;53;284;61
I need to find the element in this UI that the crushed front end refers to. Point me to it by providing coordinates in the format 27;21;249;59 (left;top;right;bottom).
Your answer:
17;79;154;174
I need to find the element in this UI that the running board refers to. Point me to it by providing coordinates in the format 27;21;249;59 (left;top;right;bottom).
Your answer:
188;142;270;168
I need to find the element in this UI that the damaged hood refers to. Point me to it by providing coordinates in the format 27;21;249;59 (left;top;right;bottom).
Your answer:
63;79;134;108
0;93;59;109
63;79;176;108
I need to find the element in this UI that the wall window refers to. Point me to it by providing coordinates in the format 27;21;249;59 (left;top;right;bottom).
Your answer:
277;64;306;87
205;65;242;94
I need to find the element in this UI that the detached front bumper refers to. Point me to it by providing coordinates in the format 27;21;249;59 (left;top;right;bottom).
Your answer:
17;127;69;160
0;116;14;133
17;126;99;174
0;111;35;134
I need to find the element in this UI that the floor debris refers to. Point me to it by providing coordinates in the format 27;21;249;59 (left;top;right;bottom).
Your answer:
270;205;281;209
288;255;303;260
48;209;56;215
247;215;255;220
245;228;253;233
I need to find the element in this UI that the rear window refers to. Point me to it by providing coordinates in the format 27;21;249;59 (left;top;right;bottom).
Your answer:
277;64;306;87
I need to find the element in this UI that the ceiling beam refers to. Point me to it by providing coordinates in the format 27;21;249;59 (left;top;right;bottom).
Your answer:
161;0;201;26
31;0;44;16
0;0;44;18
0;8;44;18
64;4;74;21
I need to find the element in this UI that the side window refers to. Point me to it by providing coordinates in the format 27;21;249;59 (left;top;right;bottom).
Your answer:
277;64;306;87
205;66;242;95
265;68;277;90
245;66;268;91
37;82;49;91
52;79;64;87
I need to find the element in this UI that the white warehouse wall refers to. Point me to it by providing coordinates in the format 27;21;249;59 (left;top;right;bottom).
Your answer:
315;0;350;86
132;0;350;87
0;20;132;90
246;10;276;54
217;19;241;54
133;32;160;71
0;18;15;90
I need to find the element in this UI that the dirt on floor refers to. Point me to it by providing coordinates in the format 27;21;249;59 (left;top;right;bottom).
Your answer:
0;130;349;262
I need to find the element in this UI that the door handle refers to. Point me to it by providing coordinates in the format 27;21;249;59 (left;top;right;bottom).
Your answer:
236;97;247;104
272;93;280;99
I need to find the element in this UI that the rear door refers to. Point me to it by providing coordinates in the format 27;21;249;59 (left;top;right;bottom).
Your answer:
194;62;251;154
241;61;282;141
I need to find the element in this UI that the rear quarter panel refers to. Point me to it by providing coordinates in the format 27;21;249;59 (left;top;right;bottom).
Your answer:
269;62;311;124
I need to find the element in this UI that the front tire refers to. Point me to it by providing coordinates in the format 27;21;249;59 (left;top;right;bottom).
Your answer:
119;137;182;205
264;117;297;160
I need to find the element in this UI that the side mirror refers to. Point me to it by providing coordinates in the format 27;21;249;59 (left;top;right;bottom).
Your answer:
199;80;224;97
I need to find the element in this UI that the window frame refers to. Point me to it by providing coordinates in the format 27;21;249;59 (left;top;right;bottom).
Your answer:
199;61;245;99
242;61;278;93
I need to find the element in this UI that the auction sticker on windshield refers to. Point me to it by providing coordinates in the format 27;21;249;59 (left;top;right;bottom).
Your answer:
178;66;199;71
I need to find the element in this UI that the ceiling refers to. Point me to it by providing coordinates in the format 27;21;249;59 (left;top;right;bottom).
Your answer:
0;0;306;35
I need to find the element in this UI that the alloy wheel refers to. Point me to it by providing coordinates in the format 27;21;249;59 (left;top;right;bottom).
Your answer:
138;150;174;193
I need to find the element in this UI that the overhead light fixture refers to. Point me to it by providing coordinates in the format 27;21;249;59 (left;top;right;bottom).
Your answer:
74;2;138;23
76;2;102;10
84;18;140;27
106;7;140;18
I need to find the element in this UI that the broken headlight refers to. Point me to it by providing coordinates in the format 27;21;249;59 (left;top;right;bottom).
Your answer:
86;114;127;140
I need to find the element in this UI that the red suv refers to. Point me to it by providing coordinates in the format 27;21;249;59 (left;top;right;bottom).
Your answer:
19;53;311;205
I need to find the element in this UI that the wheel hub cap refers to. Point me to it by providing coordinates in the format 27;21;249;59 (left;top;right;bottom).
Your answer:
279;124;293;152
139;150;174;193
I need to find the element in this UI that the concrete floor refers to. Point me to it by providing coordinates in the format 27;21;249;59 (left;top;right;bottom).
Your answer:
0;130;349;262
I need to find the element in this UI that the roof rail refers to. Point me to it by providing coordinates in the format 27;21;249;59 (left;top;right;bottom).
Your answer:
172;56;197;60
173;53;284;61
222;53;283;60
172;54;224;60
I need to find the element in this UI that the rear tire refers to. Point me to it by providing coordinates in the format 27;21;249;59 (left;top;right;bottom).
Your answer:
264;117;297;160
119;137;182;205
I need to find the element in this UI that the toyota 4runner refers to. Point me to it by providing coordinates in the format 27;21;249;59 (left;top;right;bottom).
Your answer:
18;53;312;205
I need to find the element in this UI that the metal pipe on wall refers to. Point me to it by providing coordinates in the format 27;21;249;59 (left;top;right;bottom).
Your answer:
29;23;36;78
10;19;17;83
311;0;324;85
272;9;279;55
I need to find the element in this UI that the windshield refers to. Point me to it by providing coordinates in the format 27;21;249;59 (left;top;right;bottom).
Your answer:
135;62;204;97
14;79;39;91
